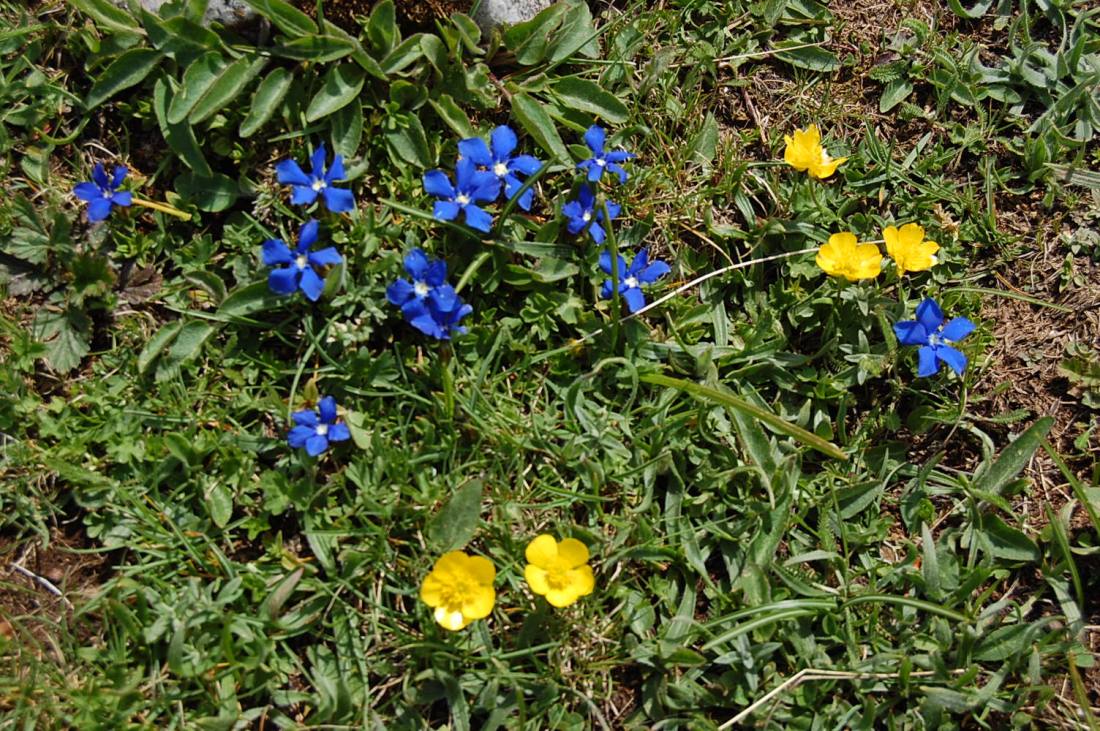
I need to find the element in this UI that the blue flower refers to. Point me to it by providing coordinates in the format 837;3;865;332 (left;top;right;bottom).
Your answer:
288;396;351;456
406;289;473;340
423;158;500;233
600;248;670;313
262;219;343;302
577;125;634;184
73;164;132;222
458;125;542;211
562;185;620;244
275;144;355;213
893;298;976;377
385;248;451;316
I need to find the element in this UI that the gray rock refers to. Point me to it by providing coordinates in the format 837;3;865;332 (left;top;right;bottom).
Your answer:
472;0;555;33
118;0;258;30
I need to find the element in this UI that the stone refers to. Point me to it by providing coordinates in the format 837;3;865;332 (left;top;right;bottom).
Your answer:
472;0;555;33
117;0;259;30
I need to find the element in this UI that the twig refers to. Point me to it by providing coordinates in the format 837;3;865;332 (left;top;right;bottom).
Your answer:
9;563;74;611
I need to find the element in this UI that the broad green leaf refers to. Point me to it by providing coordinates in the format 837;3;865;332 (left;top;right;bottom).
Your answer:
385;112;432;168
427;480;483;552
381;35;425;75
510;92;570;162
240;67;293;138
330;98;363;158
262;568;305;619
774;43;839;72
274;34;357;63
921;522;941;599
190;55;267;124
167;52;225;124
547;0;600;62
879;78;913;113
1045;163;1100;189
429;94;475;139
174;171;239;212
240;0;316;37
158;320;216;376
305;63;365;123
70;0;141;34
835;481;882;519
153;78;213;176
367;0;397;55
205;479;233;528
978;514;1040;562
551;77;628;123
33;306;91;373
138;320;183;375
972;417;1053;497
503;3;568;65
640;374;848;460
85;48;163;109
688;112;719;167
973;622;1035;662
218;280;285;317
946;0;995;18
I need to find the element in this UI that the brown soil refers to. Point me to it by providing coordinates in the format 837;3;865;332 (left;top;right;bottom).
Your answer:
292;0;467;31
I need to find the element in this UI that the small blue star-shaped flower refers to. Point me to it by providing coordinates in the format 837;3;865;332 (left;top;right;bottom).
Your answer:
599;248;671;313
562;185;620;245
423;158;501;233
261;219;343;302
577;125;634;184
458;125;542;211
275;144;355;213
385;248;451;316
73;164;132;222
406;290;473;341
288;396;351;456
893;298;976;377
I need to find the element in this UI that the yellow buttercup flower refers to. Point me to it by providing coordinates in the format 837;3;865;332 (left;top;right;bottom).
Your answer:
783;124;847;179
524;534;594;608
816;232;882;281
420;551;496;631
883;223;939;276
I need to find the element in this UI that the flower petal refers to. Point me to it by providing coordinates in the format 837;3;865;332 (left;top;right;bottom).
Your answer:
607;163;628;184
458;137;493;167
940;317;975;343
434;606;469;631
290;185;319;206
893;321;928;346
408;309;445;339
111;191;132;207
309;145;327;179
525;534;559;568
623;287;646;313
288;425;314;448
461;585;495;620
92;163;109;188
525;564;550;595
423;170;455;199
568;565;595;598
262;239;294;266
305;434;329;456
916;345;939;377
463;204;493;233
404;249;430;279
639;260;671;284
293;409;318;427
325;154;345;183
298;266;325;301
298;219;319;250
424;258;447;287
275;159;311;187
915;299;944;332
557;538;589;569
420;573;446;606
490;125;518;158
387;278;415;306
584;124;606;153
268;267;300;295
465;555;496;585
544;586;581;608
322;186;355;213
628;249;649;276
73;182;102;201
433;200;460;222
87;198;113;221
509;154;541;176
318;396;337;424
470;171;502;203
327;423;350;442
110;165;128;189
586;164;604;183
937;344;968;375
605;150;634;164
308;246;343;268
588;221;606;244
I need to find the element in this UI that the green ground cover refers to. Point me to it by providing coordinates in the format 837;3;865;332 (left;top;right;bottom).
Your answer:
1;0;1099;727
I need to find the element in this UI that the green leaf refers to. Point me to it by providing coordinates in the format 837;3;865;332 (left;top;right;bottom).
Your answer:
972;417;1053;497
138;320;184;375
429;94;475;139
551;77;628;124
189;55;267;124
155;320;217;381
240;67;293;138
426;480;484;552
503;3;568;65
70;0;141;34
218;281;285;317
274;34;357;63
946;0;995;18
879;78;913;113
835;481;882;519
973;623;1034;662
175;171;239;212
546;1;600;62
205;479;233;528
168;52;225;124
153;78;213;177
510;92;570;162
688;112;719;167
262;568;305;619
330;98;363;158
1045;164;1100;189
33;306;91;373
85;48;163;109
305;63;365;123
240;0;316;37
980;514;1040;562
381;35;425;75
385;112;432;168
367;0;398;55
343;411;372;450
774;43;839;72
639;374;848;460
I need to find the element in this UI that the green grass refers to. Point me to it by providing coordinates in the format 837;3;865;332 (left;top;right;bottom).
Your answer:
1;0;1098;728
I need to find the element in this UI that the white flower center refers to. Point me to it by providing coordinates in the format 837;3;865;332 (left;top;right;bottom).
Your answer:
311;179;326;192
414;281;430;298
927;333;945;347
316;424;328;436
625;276;639;289
596;158;606;167
456;194;470;206
582;211;592;222
493;162;508;177
295;255;308;270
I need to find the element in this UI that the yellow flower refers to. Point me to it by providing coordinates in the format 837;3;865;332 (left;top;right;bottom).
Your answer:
524;534;594;608
783;124;847;179
883;223;939;276
816;232;882;281
420;551;496;631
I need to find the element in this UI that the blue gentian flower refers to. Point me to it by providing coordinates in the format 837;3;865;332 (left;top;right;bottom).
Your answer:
73;164;132;222
288;396;351;456
275;144;355;213
262;219;343;302
385;248;451;316
562;185;620;244
407;289;473;340
458;125;542;211
893;298;976;377
423;158;500;233
577;125;634;184
600;248;671;313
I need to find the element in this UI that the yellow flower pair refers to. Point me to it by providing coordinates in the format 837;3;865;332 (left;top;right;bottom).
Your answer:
816;223;940;281
419;534;595;631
